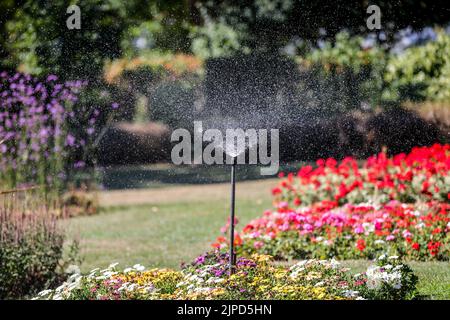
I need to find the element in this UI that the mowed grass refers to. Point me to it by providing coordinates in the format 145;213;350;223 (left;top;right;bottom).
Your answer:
63;178;450;299
64;179;276;271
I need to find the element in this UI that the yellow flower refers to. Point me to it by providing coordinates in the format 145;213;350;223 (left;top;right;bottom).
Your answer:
251;254;273;263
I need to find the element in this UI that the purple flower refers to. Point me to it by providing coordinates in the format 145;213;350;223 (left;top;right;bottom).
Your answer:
0;70;88;186
74;161;85;169
47;74;58;81
65;134;76;146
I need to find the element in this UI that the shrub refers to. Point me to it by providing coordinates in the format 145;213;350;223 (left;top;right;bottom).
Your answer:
97;121;171;165
298;31;387;111
61;186;99;217
0;193;79;299
355;254;418;300
405;101;450;139
384;31;450;103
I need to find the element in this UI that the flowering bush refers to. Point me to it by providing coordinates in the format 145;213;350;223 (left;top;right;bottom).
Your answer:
355;254;418;300
36;253;417;300
271;144;449;206
214;144;450;261
0;71;84;190
0;71;120;193
228;201;449;261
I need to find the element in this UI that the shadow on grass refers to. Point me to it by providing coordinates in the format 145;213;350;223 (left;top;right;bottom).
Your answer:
92;162;304;190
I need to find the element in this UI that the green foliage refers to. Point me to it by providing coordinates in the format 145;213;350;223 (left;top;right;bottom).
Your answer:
191;20;246;59
384;31;450;102
0;203;80;299
2;1;190;79
121;9;191;57
298;32;387;110
305;32;385;73
4;1;124;78
188;1;450;54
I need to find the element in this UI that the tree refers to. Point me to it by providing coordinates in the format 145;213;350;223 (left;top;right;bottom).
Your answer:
192;0;450;54
1;0;190;80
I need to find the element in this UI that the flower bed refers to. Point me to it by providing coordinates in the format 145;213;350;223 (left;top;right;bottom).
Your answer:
229;201;449;261
36;253;417;300
272;144;449;206
214;144;450;261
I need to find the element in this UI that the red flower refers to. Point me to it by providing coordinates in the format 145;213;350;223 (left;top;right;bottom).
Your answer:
234;234;243;246
412;242;420;251
427;241;442;256
316;159;325;167
326;158;337;168
272;187;282;195
356;239;366;251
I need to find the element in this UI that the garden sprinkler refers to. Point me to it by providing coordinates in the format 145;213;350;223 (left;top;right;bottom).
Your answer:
229;156;237;274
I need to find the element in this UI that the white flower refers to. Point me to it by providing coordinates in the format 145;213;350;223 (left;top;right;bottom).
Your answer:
328;258;341;269
366;264;403;291
393;282;402;289
412;210;421;217
314;281;325;287
388;255;399;260
55;284;67;292
108;262;119;269
38;289;53;297
362;222;375;233
127;283;137;292
68;282;80;290
342;290;360;298
133;264;145;271
374;240;385;245
65;264;80;275
415;222;425;229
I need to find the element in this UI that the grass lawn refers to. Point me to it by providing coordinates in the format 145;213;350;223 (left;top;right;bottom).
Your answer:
64;178;450;300
65;179;276;271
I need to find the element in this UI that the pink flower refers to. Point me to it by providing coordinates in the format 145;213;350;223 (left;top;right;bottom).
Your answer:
386;235;395;241
354;226;364;234
402;230;412;239
253;241;264;249
277;201;289;209
249;231;261;239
